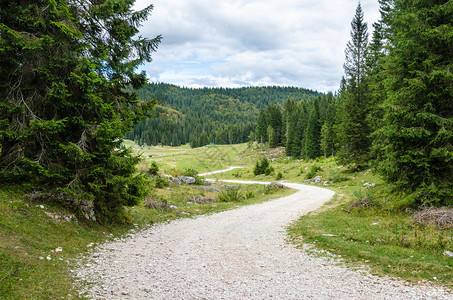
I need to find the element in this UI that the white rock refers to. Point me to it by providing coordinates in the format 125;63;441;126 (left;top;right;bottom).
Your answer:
444;251;453;257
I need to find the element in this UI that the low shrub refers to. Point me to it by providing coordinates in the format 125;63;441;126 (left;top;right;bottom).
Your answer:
329;169;346;182
154;175;169;188
218;188;243;202
148;161;159;176
253;158;274;176
182;168;198;177
305;164;321;179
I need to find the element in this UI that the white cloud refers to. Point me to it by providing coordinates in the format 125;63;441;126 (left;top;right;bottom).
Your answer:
135;0;380;92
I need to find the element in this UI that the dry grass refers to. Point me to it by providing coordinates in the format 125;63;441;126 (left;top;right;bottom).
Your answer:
187;195;217;204
144;197;171;210
413;207;453;229
342;197;374;213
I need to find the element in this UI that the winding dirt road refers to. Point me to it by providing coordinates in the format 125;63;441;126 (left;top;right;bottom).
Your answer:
76;176;451;299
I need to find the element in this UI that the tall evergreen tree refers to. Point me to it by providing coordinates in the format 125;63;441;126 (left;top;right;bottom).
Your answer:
336;3;371;168
374;0;453;205
305;100;321;159
284;99;298;156
257;107;267;149
0;0;161;222
266;104;283;147
295;103;309;158
320;99;337;157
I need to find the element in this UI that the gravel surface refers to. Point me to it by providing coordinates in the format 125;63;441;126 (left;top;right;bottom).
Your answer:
75;180;452;299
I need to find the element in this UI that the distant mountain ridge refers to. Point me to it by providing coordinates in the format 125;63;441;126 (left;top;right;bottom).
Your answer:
126;83;322;147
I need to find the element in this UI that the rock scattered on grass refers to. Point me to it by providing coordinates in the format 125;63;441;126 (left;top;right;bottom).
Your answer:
186;195;217;204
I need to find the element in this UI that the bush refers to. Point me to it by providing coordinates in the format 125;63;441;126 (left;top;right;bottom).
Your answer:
329;169;346;183
182;168;198;177
245;191;255;199
154;175;169;188
275;172;283;180
253;158;274;176
149;161;159;176
305;164;321;179
218;188;243;202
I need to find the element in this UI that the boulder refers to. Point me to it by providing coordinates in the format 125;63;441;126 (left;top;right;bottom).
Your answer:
269;182;286;189
178;176;196;184
163;174;182;184
314;176;322;184
198;186;221;193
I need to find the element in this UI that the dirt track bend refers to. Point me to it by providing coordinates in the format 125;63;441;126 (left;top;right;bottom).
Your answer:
75;177;451;299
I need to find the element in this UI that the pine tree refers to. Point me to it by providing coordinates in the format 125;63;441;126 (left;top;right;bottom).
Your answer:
320;99;337;157
374;0;453;206
336;3;371;168
305;100;321;159
0;0;161;222
257;108;267;149
266;104;283;146
284;99;297;156
267;125;277;148
295;103;309;158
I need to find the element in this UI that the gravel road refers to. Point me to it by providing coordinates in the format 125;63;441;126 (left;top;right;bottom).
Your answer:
75;180;452;299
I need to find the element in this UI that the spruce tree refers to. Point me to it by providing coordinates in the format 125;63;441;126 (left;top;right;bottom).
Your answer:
305;100;321;159
0;0;161;222
257;107;267;149
295;103;309;158
266;104;283;147
284;99;297;156
374;0;453;205
336;3;371;168
320;100;337;157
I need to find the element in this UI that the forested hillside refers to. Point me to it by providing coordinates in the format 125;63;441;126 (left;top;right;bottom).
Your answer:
125;84;321;147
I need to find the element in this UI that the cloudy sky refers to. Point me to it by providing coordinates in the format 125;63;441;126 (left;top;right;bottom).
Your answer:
134;0;381;93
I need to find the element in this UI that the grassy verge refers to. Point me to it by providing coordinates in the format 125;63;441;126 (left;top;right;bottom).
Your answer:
286;177;453;289
0;181;294;299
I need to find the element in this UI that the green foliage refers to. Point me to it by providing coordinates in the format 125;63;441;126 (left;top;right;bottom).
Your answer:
253;158;274;176
275;172;283;180
182;168;199;177
154;175;169;189
218;188;244;202
320;96;337;157
149;161;159;176
305;164;322;179
328;169;347;183
245;191;255;199
305;102;321;159
0;0;161;222
336;3;372;168
373;0;453;206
